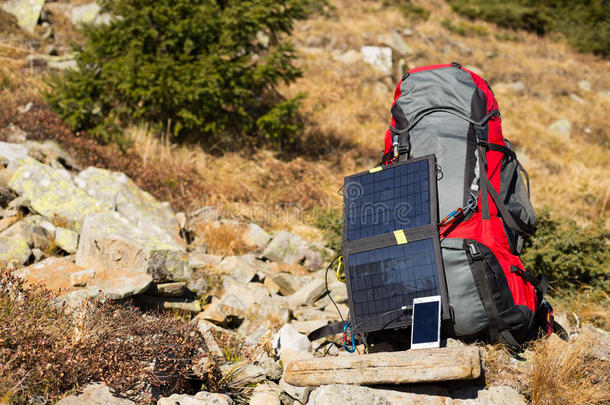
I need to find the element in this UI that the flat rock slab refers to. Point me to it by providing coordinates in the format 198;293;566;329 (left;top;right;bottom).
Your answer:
306;384;526;405
17;257;152;300
284;347;481;386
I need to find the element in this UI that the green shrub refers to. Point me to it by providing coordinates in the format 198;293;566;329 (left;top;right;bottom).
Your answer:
382;0;430;21
45;0;312;147
449;0;610;58
311;206;342;253
522;209;610;290
441;18;489;37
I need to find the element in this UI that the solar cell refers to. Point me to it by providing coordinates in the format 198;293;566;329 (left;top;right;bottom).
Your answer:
346;238;440;333
344;158;431;241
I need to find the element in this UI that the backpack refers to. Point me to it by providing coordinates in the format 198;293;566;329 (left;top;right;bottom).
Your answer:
380;62;553;346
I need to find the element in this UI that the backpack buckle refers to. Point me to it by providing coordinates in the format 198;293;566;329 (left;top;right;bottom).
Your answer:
475;125;488;146
468;242;482;260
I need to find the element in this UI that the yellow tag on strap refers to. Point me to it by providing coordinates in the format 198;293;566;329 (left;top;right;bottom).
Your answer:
393;230;408;244
369;166;382;173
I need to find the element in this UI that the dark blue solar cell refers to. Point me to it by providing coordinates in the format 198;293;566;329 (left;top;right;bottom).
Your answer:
347;239;439;333
344;159;431;241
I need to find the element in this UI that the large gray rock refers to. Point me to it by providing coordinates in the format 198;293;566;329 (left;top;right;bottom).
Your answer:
70;2;110;26
0;142;28;169
580;324;610;361
360;46;393;76
55;227;79;254
74;167;181;245
242;223;271;248
288;278;326;308
0;0;45;32
56;383;135;405
8;157;109;231
306;385;526;405
157;391;233;405
272;324;312;357
549;118;571;140
75;211;190;282
218;254;264;284
264;272;305;296
261;231;307;264
378;32;412;56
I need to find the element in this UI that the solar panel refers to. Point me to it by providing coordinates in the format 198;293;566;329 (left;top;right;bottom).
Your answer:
343;158;433;241
346;238;441;333
341;155;449;336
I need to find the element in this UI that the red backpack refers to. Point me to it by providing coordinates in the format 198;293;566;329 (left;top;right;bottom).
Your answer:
381;63;554;346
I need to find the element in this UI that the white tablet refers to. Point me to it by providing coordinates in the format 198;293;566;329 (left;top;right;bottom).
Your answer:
410;295;441;349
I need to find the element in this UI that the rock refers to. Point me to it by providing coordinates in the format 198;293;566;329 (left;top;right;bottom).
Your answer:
333;49;362;65
218;254;261;284
0;0;45;32
199;298;228;324
5;124;27;143
75;211;190;283
239;320;270;345
220;362;267;385
197;320;225;359
30;247;43;262
0;216;19;233
0;234;30;268
217;281;284;325
56;383;135;405
553;312;578;336
261;231;307;264
360;46;393;76
305;384;525;405
135;295;202;313
149;281;186;297
55;227;79;254
549;117;571;139
280;375;313;404
402;28;414;36
186;276;208;296
291;320;329;336
578;80;591;92
303;247;323;271
188;251;222;268
242;223;271;249
250;385;281;405
570;93;588;105
288;278;326;308
1;215;56;251
493;81;526;94
71;3;102;25
24;140;80;171
280;348;314;368
580;324;610;361
0;142;29;170
74;167;181;245
70;268;96;287
284;347;481;386
176;212;187;230
17;257;152;300
273;324;312;358
378;32;412;56
254;350;283;380
266;272;305;296
157;391;233;405
9;157;109;231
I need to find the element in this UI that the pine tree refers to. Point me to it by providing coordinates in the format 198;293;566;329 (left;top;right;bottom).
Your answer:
46;0;311;147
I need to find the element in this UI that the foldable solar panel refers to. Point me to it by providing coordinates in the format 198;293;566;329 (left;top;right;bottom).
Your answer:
342;155;449;334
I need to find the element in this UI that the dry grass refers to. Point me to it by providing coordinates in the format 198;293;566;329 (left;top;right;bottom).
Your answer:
0;270;214;404
550;287;610;330
193;222;250;257
530;334;610;405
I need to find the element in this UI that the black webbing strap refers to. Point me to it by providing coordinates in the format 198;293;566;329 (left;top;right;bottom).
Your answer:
478;144;536;236
510;266;549;298
467;242;499;343
499;329;521;348
308;321;345;342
